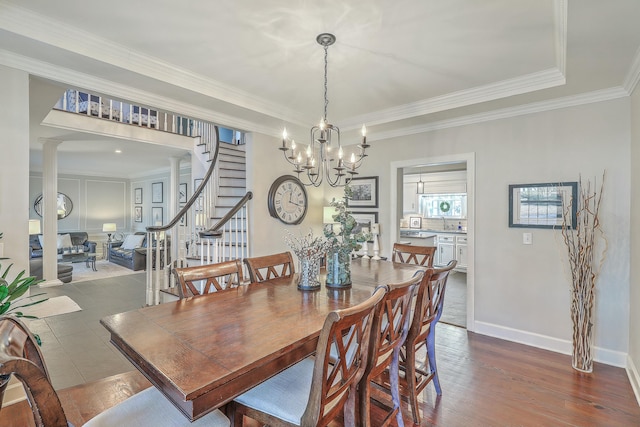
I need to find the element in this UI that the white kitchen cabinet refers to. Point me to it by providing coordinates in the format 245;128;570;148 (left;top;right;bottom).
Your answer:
436;235;455;266
456;235;468;268
403;183;418;213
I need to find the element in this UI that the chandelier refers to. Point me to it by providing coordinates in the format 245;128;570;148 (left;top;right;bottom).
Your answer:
279;33;370;187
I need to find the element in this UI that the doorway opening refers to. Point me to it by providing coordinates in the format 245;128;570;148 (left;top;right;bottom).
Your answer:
390;153;475;331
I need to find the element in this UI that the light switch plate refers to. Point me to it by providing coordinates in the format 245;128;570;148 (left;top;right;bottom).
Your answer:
523;233;532;245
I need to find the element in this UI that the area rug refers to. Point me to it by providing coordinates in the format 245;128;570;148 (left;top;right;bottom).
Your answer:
20;295;82;318
70;260;139;284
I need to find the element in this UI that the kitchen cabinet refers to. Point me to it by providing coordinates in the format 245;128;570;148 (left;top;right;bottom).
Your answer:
456;235;467;268
436;235;455;266
403;183;418;213
435;233;467;271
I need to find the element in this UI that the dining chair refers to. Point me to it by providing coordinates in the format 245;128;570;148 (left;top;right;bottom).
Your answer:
391;243;437;267
231;286;387;427
399;260;457;423
243;251;295;283
0;315;231;427
173;259;244;298
359;271;423;427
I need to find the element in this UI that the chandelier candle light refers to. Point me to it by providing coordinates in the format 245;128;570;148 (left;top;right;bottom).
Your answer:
279;33;370;187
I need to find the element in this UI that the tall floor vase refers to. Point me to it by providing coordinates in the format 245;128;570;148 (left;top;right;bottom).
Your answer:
570;284;594;373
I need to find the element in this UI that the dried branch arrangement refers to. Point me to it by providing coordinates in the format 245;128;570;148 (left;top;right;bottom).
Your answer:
561;173;606;373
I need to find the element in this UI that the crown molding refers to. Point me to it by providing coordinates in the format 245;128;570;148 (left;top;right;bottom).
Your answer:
342;68;566;130
370;87;629;142
554;0;568;75
0;49;285;137
623;45;640;94
0;1;306;125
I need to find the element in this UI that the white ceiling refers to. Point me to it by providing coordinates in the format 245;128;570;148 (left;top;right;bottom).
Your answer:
1;0;639;176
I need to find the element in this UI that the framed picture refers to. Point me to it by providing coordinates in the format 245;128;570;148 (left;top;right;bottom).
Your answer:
134;206;142;223
152;207;163;224
179;183;187;203
152;182;163;203
134;188;142;204
347;176;378;208
351;212;379;242
409;216;422;229
509;182;578;229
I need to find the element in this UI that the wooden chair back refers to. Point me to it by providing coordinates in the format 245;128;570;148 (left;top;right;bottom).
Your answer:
173;259;244;298
302;286;387;426
392;243;436;267
0;315;69;426
360;271;423;427
243;251;295;283
401;259;457;423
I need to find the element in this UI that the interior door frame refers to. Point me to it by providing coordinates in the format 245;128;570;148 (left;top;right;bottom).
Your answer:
390;152;475;331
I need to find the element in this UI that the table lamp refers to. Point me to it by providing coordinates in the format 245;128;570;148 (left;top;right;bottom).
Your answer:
28;219;41;235
102;223;117;242
323;206;337;233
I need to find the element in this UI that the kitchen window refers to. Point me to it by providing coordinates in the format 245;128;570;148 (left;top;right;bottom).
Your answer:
419;193;467;218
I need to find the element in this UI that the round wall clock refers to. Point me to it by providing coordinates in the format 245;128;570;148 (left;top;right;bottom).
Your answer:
267;175;308;225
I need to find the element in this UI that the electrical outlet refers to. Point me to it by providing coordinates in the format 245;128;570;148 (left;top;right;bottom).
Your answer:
523;233;532;245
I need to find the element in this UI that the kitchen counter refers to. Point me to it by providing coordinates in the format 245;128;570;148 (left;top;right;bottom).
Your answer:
400;228;466;237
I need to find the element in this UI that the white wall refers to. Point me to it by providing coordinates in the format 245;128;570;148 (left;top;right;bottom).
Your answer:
629;83;640;398
246;132;326;257
348;98;631;365
0;66;30;275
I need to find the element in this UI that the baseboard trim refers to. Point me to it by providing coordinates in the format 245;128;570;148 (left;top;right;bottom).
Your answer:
474;321;627;368
626;355;640;406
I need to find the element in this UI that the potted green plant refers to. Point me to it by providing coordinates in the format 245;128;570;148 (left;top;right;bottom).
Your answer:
0;232;47;319
323;186;370;288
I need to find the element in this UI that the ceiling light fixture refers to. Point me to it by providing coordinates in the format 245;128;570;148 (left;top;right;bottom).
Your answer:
279;33;370;187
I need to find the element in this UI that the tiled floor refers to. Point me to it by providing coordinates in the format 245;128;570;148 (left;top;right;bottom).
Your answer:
24;272;146;390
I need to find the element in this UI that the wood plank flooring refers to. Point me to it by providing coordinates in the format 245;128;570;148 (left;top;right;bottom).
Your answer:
3;323;638;426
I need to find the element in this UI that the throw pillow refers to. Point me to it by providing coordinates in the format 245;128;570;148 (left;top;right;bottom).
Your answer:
37;235;45;248
57;234;73;249
121;234;145;250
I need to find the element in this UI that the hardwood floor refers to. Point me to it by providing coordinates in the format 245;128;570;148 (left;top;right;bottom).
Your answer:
3;324;637;426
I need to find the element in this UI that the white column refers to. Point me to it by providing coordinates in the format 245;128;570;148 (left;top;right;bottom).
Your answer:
41;139;62;286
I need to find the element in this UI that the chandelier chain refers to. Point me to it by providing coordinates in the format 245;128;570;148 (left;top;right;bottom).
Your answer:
323;44;329;121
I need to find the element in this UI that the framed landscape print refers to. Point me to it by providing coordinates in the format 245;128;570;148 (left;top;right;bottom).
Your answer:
134;188;142;204
152;182;163;203
134;206;142;222
347;176;378;208
508;182;577;229
351;212;378;242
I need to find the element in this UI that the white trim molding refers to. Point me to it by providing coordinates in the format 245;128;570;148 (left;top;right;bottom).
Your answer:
627;355;640;406
475;321;628;368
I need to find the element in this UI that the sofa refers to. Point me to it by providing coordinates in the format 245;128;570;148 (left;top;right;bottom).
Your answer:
29;258;73;283
29;232;97;259
108;232;170;271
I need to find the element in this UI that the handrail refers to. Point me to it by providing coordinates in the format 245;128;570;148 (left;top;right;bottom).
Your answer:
200;191;253;237
147;127;220;233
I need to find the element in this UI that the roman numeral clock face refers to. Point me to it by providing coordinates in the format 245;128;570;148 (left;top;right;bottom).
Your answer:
267;175;308;225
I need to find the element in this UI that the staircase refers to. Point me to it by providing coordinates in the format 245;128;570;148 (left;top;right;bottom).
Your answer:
53;88;253;305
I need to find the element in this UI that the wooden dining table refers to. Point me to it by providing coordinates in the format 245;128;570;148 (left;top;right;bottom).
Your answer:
100;258;425;421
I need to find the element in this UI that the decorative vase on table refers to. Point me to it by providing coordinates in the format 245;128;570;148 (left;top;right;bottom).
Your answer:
285;230;330;291
324;186;370;289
